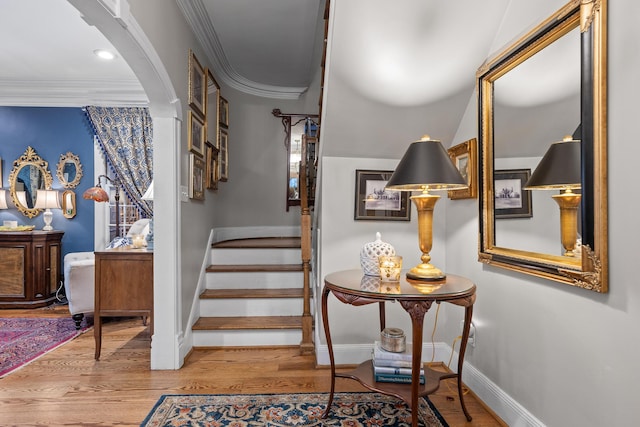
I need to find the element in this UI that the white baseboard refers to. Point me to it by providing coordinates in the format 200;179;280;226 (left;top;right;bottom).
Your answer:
316;342;545;427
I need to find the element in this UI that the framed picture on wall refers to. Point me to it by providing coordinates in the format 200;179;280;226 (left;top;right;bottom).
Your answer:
219;96;229;128
219;127;229;181
189;153;205;200
494;168;532;218
188;49;206;118
205;141;219;190
354;169;411;221
447;138;477;200
188;110;205;157
206;68;220;149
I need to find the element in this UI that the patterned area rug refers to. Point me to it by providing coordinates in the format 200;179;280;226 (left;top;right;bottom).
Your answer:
0;317;87;377
141;392;448;426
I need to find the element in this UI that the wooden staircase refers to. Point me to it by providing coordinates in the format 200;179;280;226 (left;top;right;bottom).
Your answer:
192;237;314;353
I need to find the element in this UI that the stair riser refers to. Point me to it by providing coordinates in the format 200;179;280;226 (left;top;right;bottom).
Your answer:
199;298;303;317
211;248;301;265
193;329;302;347
206;271;304;289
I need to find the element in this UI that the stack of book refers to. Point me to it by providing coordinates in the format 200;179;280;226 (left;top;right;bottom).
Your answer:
372;341;425;384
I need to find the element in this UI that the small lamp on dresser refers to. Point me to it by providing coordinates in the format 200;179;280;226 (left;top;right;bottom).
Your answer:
33;189;61;231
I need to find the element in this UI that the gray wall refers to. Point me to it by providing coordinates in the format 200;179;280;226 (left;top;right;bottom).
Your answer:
445;0;640;425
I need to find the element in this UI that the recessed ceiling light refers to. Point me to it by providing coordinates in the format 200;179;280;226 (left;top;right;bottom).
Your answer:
94;49;116;60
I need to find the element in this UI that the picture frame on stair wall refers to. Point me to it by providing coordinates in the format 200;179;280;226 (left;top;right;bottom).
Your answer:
188;49;206;118
190;153;205;201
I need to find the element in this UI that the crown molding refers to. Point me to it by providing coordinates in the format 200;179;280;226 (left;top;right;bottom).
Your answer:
0;79;148;107
176;0;307;100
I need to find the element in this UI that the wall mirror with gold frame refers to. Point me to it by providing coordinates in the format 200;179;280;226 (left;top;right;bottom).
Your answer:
56;152;83;189
477;0;607;292
9;146;54;218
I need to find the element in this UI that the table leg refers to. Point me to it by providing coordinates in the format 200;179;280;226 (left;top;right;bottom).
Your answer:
457;304;473;421
321;286;336;419
379;301;386;331
94;315;102;360
400;300;432;427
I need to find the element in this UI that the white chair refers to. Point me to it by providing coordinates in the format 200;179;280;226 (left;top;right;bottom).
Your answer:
63;219;151;329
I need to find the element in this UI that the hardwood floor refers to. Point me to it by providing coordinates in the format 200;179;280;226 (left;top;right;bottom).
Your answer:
0;304;505;426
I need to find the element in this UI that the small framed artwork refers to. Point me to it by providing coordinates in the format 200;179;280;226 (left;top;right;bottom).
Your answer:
205;141;219;190
189;153;205;200
206;68;220;149
219;96;229;128
188;110;206;157
219;127;229;182
354;169;411;221
447;138;477;200
494;168;532;219
188;49;206;117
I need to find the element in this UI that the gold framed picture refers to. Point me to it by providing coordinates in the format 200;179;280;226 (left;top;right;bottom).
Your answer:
188;49;206;118
447;138;477;200
219;127;228;182
188;110;205;157
189;153;205;200
219;96;229;128
206;68;220;149
205;141;219;190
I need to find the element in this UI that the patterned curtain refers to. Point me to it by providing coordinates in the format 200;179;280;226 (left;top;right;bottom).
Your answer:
85;106;153;218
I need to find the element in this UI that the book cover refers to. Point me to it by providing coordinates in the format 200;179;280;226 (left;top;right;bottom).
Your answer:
374;373;425;385
373;341;414;362
373;364;424;376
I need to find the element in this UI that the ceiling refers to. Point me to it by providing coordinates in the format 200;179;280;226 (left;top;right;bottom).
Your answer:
0;0;576;159
0;0;325;106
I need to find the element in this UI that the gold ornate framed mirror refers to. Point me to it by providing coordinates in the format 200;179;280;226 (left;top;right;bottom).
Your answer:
477;0;607;292
56;152;83;189
9;146;54;218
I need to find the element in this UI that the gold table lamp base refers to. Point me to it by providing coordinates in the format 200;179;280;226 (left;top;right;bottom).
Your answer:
406;263;446;281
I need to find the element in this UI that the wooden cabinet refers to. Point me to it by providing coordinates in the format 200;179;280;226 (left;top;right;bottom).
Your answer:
94;247;153;360
0;231;63;308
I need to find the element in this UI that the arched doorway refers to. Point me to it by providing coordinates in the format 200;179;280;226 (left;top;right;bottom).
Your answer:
68;0;182;369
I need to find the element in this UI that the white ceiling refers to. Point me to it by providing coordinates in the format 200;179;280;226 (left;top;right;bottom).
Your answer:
0;0;578;159
0;0;145;106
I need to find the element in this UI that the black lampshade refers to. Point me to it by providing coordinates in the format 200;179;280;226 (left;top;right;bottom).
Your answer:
525;137;581;190
386;135;467;191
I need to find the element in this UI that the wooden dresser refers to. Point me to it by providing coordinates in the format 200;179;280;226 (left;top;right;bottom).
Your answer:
94;247;153;360
0;230;63;308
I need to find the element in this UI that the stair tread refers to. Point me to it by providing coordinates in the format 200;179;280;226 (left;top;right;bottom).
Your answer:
200;288;303;299
212;237;301;249
207;264;303;273
193;316;303;330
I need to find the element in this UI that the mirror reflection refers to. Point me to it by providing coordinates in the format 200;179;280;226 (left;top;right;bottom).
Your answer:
9;146;53;218
493;25;580;256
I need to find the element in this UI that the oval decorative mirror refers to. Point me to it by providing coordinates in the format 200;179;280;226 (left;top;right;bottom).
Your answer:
9;146;54;218
56;152;83;189
477;0;608;292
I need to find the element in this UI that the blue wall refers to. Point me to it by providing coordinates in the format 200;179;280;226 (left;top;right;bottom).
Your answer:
0;107;95;259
